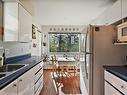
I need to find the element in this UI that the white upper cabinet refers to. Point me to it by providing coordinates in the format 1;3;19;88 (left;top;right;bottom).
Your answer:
4;2;18;41
122;0;127;19
4;2;32;42
18;4;32;42
92;0;122;25
106;0;121;24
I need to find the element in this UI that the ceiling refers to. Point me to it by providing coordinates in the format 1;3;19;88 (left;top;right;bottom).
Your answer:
32;0;116;25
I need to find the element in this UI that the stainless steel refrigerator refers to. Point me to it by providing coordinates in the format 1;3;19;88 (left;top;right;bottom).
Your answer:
80;25;127;95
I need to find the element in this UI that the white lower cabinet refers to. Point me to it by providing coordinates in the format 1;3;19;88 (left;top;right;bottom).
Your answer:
0;69;34;95
105;81;122;95
34;62;44;95
105;71;127;95
0;80;17;95
0;61;44;95
18;68;34;95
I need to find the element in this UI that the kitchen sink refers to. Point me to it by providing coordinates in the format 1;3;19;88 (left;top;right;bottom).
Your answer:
0;64;28;73
0;64;28;80
0;73;6;79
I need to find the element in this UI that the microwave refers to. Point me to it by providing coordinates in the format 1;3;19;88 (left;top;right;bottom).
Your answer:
117;22;127;41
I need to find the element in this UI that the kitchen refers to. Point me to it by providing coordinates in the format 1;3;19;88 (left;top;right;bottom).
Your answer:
0;0;127;95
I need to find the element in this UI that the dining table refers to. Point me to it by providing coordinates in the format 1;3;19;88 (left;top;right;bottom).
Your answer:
57;57;76;66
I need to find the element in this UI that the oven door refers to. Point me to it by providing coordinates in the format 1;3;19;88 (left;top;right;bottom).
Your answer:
105;81;123;95
118;22;127;41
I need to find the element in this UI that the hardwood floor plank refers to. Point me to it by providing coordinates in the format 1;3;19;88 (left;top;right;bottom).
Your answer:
40;70;81;95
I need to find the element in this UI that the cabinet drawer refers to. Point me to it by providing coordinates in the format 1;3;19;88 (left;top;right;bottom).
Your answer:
35;68;43;83
105;81;122;95
34;62;43;73
35;83;43;95
34;76;43;93
105;71;127;95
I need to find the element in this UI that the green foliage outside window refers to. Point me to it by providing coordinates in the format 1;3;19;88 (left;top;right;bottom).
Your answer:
49;33;80;52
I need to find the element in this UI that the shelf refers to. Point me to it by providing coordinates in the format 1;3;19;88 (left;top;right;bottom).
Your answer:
114;42;127;45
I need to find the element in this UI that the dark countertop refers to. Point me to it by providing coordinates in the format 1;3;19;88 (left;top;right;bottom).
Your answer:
0;56;43;90
104;65;127;82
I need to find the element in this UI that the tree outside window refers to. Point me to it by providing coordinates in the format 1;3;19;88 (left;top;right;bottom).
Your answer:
49;33;80;52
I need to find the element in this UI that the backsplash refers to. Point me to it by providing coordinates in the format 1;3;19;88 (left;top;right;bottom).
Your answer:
0;41;31;58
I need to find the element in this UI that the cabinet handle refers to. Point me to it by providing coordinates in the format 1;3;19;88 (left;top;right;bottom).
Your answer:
19;79;23;82
120;85;125;89
13;84;17;87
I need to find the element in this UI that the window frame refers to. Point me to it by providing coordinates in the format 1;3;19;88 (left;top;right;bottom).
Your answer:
48;32;81;54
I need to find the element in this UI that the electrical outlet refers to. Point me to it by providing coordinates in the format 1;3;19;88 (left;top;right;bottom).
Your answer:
21;48;23;52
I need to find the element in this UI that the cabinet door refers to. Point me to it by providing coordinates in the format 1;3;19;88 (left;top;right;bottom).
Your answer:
105;81;122;95
0;80;17;95
18;69;34;95
4;2;18;41
18;4;32;42
122;0;127;18
106;0;121;24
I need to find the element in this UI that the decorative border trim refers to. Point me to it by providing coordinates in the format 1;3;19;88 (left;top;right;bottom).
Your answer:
6;54;31;64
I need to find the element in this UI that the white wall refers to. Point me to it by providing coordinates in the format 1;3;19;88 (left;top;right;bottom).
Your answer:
41;25;85;55
33;0;115;25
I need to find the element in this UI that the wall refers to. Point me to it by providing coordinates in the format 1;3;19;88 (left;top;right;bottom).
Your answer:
41;25;86;56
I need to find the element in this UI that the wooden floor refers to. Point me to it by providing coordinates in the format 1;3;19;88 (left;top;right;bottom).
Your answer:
40;70;81;95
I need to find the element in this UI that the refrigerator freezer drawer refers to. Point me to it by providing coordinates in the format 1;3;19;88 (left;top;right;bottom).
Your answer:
105;71;127;95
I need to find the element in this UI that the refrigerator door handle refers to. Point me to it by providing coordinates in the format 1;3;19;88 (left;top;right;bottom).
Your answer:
84;29;89;79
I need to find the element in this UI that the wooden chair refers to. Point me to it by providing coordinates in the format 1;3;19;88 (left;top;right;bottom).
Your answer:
66;55;80;76
74;54;80;75
50;55;62;95
51;56;58;77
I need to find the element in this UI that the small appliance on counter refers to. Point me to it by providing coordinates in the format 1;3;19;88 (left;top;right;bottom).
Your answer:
117;22;127;42
0;48;5;67
0;56;3;67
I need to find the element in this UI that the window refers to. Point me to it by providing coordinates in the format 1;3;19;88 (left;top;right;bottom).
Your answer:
49;33;80;52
